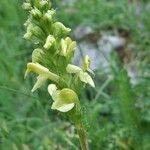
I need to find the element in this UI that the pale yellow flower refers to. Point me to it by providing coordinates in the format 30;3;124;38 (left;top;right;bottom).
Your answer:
60;37;76;57
66;63;95;87
44;35;56;49
48;84;78;112
25;63;59;92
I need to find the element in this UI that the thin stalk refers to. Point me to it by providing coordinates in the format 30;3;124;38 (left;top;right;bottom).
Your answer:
75;123;89;150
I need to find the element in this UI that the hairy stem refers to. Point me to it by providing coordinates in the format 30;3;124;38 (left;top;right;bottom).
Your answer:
75;123;89;150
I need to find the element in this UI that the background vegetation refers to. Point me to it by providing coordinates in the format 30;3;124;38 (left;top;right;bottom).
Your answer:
0;0;149;149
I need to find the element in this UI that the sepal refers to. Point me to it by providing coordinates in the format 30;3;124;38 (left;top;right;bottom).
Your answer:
31;75;47;92
32;48;44;63
44;35;56;49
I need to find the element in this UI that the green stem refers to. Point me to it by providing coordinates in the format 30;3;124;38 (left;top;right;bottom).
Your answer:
75;123;89;150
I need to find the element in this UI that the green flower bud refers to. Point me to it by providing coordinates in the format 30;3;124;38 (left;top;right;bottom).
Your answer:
32;26;45;38
82;55;95;75
53;22;71;36
39;0;51;11
22;2;32;10
24;24;33;40
31;25;45;39
25;0;31;3
82;55;90;71
60;37;76;58
24;32;32;40
43;10;55;22
31;7;42;19
32;48;44;63
24;18;31;27
44;35;56;49
24;23;45;40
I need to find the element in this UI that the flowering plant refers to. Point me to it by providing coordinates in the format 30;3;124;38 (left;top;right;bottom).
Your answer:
23;0;95;149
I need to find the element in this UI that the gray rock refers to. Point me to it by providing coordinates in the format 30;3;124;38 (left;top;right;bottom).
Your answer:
73;41;101;70
73;25;94;40
73;34;126;72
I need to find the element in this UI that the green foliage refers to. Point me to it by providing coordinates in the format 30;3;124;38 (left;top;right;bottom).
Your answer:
0;0;150;150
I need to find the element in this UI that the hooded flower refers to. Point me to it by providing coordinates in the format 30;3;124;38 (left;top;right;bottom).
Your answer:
31;7;42;19
66;55;95;87
53;22;71;36
32;48;44;63
48;84;78;112
43;9;55;22
25;63;59;92
44;35;56;49
60;37;76;57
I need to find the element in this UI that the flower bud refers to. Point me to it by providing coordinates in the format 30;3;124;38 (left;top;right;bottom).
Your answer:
24;32;32;40
43;10;55;22
39;0;51;11
44;35;56;49
60;37;76;58
24;24;45;40
32;48;44;63
22;2;32;10
53;22;71;36
25;0;31;2
32;25;45;39
60;39;67;56
24;24;33;40
24;18;31;27
31;7;42;19
82;55;90;71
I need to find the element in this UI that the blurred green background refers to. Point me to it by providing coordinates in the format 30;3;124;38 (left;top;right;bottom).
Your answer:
0;0;150;149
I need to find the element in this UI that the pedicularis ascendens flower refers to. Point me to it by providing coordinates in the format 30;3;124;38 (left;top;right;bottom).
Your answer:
23;0;95;149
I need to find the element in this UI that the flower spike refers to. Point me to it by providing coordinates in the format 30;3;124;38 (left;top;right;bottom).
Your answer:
23;0;95;148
